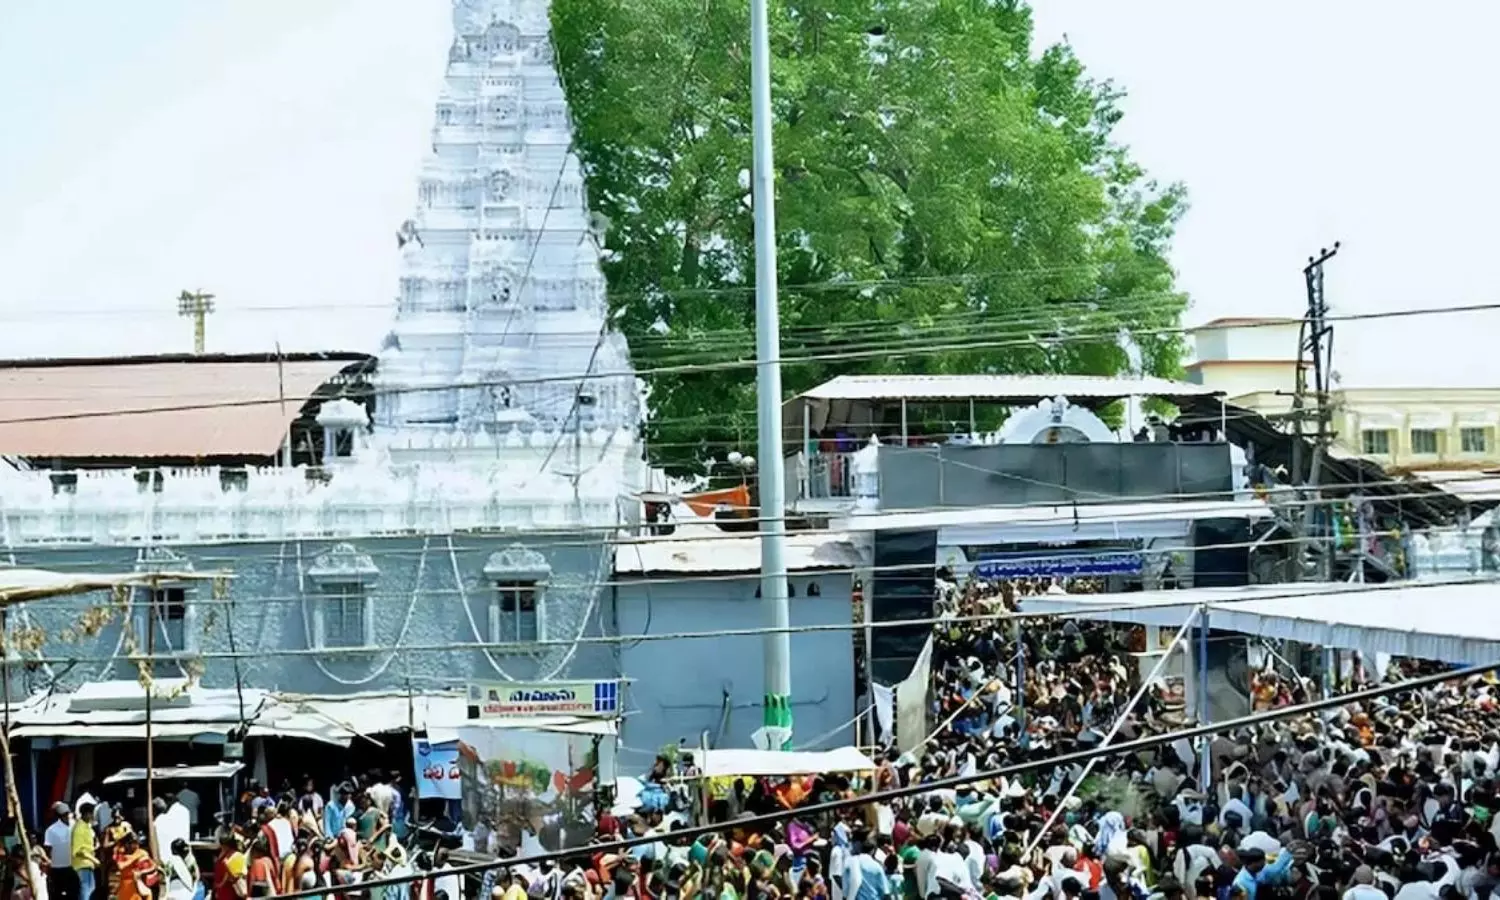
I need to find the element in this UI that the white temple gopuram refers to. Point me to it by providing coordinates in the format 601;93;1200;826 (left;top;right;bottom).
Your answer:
376;0;639;440
0;0;644;545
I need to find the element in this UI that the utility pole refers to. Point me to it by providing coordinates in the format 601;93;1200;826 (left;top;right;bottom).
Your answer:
749;0;793;751
176;290;216;354
1290;243;1339;581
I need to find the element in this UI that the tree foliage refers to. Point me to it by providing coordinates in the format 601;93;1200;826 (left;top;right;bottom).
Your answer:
552;0;1189;473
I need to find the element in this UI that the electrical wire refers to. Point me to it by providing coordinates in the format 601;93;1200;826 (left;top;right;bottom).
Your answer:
9;573;1495;667
0;300;1496;426
0;291;1187;403
273;657;1500;899
0;482;1462;599
0;263;1181;319
6;459;1495;565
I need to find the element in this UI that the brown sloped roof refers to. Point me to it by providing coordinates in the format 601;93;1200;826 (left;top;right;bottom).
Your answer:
0;353;371;460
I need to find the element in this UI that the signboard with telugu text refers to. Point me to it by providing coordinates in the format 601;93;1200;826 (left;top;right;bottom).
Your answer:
467;681;620;719
412;738;462;800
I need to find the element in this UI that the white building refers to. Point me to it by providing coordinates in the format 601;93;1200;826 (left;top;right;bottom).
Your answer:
0;0;643;699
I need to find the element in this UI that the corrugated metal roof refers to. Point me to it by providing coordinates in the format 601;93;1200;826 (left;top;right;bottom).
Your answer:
1414;471;1500;504
615;532;867;575
848;498;1272;534
1175;396;1479;525
796;374;1219;404
0;357;364;459
1186;316;1301;332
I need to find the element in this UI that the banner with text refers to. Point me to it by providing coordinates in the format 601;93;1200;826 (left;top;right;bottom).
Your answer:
468;681;621;719
973;549;1143;579
412;738;462;800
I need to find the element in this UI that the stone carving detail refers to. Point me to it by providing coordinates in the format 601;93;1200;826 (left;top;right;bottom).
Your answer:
487;97;519;123
483;543;552;580
486;169;515;202
137;546;193;573
454;0;492;34
308;543;379;582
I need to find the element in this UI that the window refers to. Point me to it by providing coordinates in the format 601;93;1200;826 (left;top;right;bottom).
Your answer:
321;583;370;649
1462;427;1490;454
483;543;552;646
492;582;542;643
148;587;188;651
1361;429;1392;455
1410;428;1440;455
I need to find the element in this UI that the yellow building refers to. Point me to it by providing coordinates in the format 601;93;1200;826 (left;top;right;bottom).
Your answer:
1187;317;1500;472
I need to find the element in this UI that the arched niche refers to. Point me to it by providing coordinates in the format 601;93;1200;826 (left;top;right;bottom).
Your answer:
997;396;1114;445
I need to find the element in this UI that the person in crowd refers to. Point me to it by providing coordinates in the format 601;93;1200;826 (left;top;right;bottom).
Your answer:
163;838;202;900
43;803;75;900
69;802;97;900
112;831;155;900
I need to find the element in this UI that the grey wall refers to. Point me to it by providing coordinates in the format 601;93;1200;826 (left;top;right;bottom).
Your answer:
2;534;616;697
611;573;856;758
877;443;1234;510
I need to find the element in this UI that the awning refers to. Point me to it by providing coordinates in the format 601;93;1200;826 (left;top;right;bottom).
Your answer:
1021;579;1500;665
248;692;470;747
248;692;617;747
103;762;244;785
11;724;237;742
9;682;265;743
697;747;876;778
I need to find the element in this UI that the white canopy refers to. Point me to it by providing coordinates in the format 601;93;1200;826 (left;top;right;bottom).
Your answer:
1021;579;1500;665
103;762;244;784
247;691;617;747
697;747;876;778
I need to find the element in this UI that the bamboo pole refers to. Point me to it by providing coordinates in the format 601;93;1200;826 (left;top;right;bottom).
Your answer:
0;608;39;897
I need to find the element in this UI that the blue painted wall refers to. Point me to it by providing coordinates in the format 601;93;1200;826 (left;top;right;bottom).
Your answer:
1;534;616;696
610;573;857;760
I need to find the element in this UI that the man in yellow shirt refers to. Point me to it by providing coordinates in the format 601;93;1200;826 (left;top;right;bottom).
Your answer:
72;801;100;900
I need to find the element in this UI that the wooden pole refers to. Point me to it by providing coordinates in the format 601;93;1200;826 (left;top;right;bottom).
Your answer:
144;586;159;862
0;608;37;896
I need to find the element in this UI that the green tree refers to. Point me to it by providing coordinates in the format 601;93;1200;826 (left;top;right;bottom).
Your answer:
552;0;1188;473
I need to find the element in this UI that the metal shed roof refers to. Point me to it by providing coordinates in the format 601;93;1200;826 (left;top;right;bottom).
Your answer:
795;374;1219;404
0;352;371;460
614;532;867;575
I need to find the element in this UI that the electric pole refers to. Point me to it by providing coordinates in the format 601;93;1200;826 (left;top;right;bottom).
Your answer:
749;0;793;751
177;290;217;354
1290;243;1339;581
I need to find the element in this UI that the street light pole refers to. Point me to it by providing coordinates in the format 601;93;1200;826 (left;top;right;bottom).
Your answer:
749;0;792;750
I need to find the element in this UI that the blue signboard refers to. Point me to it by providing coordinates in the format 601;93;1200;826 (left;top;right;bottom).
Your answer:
973;550;1142;579
412;738;462;800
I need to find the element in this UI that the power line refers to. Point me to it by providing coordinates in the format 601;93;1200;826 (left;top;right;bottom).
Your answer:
0;263;1165;319
0;293;1188;401
0;476;1486;570
274;656;1500;899
0;300;1496;428
0;525;1425;614
8;574;1493;667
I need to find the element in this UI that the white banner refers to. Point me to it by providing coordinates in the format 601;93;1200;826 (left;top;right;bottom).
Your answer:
895;635;933;754
871;682;895;745
468;681;620;718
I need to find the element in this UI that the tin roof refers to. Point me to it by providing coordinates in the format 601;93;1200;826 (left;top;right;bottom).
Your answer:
1186;316;1302;332
794;373;1218;404
0;353;370;460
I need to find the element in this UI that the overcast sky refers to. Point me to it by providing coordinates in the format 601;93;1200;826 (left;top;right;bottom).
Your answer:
1;1;1496;388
